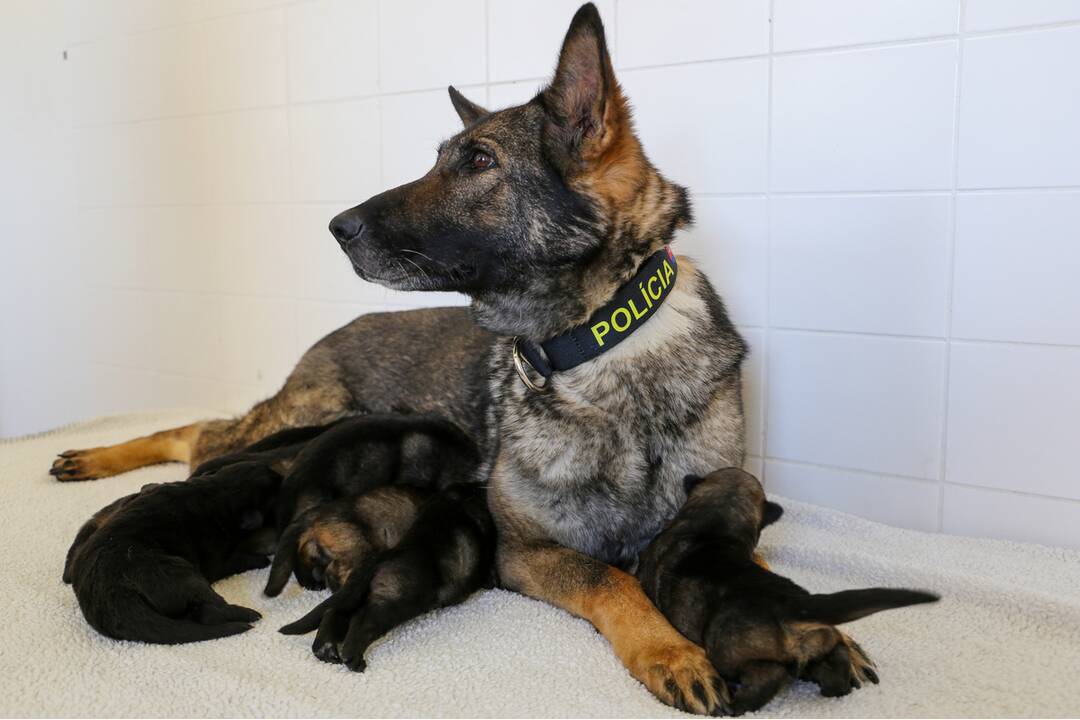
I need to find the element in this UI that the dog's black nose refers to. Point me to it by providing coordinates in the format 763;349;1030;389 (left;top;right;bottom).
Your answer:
329;208;364;245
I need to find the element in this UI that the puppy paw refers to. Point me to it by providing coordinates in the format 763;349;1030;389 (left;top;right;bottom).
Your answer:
634;641;731;716
841;632;879;688
801;632;878;697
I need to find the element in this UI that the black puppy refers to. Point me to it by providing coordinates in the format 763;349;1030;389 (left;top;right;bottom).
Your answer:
637;468;939;715
64;461;280;644
261;413;481;596
279;483;495;671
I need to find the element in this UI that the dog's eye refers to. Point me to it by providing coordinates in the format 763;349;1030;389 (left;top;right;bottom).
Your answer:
470;150;495;171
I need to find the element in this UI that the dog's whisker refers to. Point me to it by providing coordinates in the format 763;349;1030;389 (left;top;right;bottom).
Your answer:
400;255;430;281
400;248;436;264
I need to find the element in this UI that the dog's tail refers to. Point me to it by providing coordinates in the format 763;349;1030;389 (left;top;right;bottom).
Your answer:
795;588;939;625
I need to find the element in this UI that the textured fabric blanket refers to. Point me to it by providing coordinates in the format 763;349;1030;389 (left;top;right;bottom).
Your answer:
2;410;1078;717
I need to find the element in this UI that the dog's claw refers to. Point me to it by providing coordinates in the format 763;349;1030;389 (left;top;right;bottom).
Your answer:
638;643;730;715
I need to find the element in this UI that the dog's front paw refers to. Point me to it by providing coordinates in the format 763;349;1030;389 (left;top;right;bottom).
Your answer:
801;632;879;697
634;640;731;716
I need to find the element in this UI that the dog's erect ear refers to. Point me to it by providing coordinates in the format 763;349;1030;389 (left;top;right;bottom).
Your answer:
541;3;624;167
448;86;488;127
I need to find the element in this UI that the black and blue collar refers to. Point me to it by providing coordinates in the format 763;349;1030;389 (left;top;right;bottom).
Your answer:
513;246;678;390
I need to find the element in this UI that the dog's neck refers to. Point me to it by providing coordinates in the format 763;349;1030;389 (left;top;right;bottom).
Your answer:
469;171;691;340
522;262;725;424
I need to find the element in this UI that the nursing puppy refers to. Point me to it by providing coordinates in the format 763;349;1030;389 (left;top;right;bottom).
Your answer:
261;413;481;596
270;413;479;533
266;485;433;596
279;483;495;671
637;468;939;715
64;462;280;644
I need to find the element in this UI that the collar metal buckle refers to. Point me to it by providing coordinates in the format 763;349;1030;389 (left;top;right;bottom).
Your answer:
512;337;548;392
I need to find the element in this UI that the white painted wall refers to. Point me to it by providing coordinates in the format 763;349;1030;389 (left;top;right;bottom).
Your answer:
2;0;1079;549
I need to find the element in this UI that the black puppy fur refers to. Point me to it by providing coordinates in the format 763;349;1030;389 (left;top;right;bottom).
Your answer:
637;468;939;715
280;483;495;671
64;461;281;644
261;413;481;597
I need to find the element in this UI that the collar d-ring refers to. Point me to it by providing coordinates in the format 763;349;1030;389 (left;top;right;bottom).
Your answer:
512;337;548;392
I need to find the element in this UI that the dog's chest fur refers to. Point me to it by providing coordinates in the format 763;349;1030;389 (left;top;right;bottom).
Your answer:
488;260;747;568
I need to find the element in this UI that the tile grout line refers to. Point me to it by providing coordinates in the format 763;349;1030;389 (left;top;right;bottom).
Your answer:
73;184;1080;209
943;480;1080;508
70;80;491;131
767;456;941;487
937;0;968;533
281;1;302;364
67;5;1080;58
766;459;1080;519
611;0;619;67
375;0;387;190
484;0;491;89
760;0;776;487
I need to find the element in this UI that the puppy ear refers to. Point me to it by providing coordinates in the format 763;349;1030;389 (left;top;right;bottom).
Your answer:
448;85;488;126
682;474;705;497
762;500;784;528
541;3;625;167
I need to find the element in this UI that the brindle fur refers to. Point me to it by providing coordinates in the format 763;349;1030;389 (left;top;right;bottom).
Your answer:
637;468;939;714
48;5;876;713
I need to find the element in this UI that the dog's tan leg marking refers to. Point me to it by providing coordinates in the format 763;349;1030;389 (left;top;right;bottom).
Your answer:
50;423;201;481
500;543;729;715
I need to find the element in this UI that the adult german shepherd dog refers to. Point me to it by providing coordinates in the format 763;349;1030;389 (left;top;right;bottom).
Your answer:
50;5;872;713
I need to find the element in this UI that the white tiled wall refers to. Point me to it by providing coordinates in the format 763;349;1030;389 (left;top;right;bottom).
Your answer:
2;1;1079;549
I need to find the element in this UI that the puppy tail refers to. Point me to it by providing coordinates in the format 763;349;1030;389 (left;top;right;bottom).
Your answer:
86;590;253;644
132;613;253;645
796;588;939;625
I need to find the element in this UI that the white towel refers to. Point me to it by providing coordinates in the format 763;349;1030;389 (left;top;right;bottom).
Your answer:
2;410;1078;717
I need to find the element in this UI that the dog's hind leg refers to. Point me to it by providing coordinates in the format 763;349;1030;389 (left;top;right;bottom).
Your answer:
50;423;202;482
50;345;354;481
